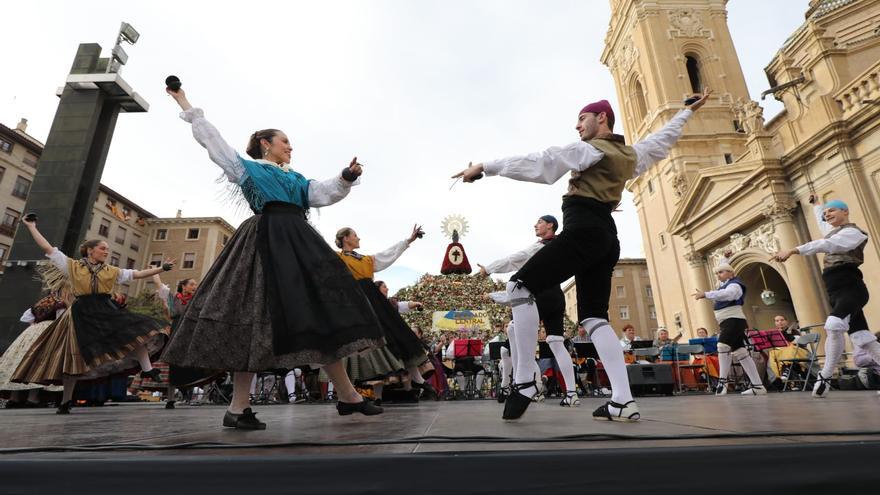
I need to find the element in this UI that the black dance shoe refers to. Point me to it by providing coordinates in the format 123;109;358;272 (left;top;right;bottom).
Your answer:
140;368;162;382
502;380;538;421
496;385;510;404
56;400;73;415
336;399;383;416
415;381;439;401
222;408;266;430
165;400;176;410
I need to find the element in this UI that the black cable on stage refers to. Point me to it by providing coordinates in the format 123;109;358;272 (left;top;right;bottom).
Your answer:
3;429;880;455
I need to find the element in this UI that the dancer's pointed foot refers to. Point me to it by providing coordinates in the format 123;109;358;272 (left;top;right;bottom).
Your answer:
502;380;539;420
812;373;832;398
741;386;767;396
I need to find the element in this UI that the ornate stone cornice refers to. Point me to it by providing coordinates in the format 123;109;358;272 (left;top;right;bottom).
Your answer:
761;199;798;220
707;221;781;268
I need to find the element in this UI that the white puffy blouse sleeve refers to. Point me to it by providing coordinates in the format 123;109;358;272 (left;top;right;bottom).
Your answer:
484;241;544;274
631;109;692;178
180;108;246;184
308;176;359;208
373;239;410;272
482;141;606;184
20;309;35;324
45;248;69;277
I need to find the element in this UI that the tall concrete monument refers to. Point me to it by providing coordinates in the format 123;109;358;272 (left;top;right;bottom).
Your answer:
0;24;148;350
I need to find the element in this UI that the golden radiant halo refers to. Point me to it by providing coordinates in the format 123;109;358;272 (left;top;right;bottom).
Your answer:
441;214;469;239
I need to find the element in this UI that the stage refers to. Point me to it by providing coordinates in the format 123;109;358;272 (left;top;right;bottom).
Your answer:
2;392;880;493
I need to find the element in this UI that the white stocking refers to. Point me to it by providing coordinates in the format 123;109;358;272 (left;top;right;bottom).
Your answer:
547;336;576;393
821;316;848;379
507;281;540;398
851;330;880;367
584;318;633;407
717;343;732;380
500;347;512;388
734;350;764;388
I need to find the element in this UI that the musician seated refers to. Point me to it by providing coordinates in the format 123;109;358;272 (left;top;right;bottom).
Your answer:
571;324;591;344
619;324;642;351
696;327;711;338
444;336;486;394
765;315;811;386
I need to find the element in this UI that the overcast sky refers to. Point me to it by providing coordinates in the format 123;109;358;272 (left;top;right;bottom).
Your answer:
1;1;807;293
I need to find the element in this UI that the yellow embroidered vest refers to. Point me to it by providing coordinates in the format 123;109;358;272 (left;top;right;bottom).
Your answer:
337;252;375;280
67;258;120;296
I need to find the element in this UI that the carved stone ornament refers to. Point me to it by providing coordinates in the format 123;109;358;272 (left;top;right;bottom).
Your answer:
683;250;704;268
612;37;638;74
668;9;711;38
671;173;689;200
708;222;781;267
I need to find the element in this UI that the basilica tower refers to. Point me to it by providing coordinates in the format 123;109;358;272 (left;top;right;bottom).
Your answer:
600;0;829;335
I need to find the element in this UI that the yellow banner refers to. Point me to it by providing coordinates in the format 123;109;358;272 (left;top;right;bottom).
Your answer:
431;310;492;333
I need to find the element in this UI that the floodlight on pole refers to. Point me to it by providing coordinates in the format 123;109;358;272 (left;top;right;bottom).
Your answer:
119;22;140;45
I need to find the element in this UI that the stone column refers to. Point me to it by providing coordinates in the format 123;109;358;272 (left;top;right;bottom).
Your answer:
684;250;717;332
763;202;826;326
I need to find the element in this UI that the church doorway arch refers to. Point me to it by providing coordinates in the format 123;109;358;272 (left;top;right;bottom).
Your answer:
737;262;795;330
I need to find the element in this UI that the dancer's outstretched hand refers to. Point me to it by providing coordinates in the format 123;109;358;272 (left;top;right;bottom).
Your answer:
688;87;712;112
477;264;489;277
407;224;424;244
342;156;363;182
166;87;193;111
451;162;485;183
691;289;706;300
770;248;797;263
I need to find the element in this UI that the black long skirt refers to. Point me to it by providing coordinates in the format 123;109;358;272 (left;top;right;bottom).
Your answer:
358;279;426;366
162;202;383;371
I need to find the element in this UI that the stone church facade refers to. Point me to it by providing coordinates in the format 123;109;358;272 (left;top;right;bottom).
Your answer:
603;0;880;336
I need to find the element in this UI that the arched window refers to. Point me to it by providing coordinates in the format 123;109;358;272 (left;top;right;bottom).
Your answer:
685;55;702;93
632;80;648;122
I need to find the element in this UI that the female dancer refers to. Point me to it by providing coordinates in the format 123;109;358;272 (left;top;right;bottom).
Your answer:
692;259;766;395
772;196;880;397
164;86;384;430
334;227;432;403
13;218;173;413
0;272;67;407
134;275;202;409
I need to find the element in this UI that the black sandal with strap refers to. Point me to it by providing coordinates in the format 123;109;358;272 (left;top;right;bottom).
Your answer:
592;400;640;422
502;380;538;420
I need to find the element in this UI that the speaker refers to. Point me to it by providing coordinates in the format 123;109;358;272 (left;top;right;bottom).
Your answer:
627;364;675;396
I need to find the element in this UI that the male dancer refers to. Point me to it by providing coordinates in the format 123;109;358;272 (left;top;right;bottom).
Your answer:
692;259;767;395
453;88;711;421
479;215;579;407
772;195;880;397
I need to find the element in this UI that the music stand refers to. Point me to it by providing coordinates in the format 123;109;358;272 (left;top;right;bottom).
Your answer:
453;339;484;358
630;340;655;350
689;337;718;354
747;330;789;352
537;342;555;359
572;343;599;360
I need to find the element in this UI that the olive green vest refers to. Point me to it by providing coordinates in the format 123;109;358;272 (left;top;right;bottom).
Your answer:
824;223;868;269
565;136;637;205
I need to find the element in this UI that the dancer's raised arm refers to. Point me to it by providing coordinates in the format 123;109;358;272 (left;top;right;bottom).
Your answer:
20;217;53;256
167;88;245;183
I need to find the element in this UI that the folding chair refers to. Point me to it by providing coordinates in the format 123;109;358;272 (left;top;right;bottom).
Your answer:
780;332;820;392
671;344;708;393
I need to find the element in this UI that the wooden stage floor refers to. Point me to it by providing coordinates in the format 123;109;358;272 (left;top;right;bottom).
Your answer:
2;392;880;493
